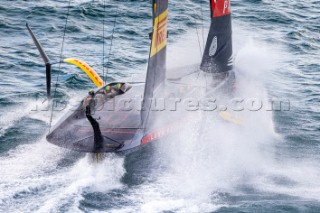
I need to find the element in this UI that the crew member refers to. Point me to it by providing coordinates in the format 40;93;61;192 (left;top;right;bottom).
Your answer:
83;90;95;115
83;90;103;151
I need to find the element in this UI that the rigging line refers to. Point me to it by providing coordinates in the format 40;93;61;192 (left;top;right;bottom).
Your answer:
102;0;106;82
48;0;71;133
194;17;203;59
104;4;118;84
200;0;205;50
194;16;203;79
195;1;205;80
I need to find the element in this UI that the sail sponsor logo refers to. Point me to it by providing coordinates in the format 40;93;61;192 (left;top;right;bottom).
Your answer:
150;9;168;57
141;121;181;145
209;36;218;56
213;0;230;17
223;0;230;14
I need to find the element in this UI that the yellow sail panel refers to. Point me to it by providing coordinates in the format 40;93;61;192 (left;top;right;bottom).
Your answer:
150;9;168;58
64;58;105;87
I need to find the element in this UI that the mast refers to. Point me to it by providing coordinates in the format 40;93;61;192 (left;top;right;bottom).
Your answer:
200;0;233;73
141;0;168;128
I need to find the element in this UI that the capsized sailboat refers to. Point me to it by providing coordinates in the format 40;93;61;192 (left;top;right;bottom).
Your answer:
27;0;235;154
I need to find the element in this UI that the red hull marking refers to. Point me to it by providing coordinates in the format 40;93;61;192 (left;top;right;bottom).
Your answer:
141;124;179;145
212;0;231;17
79;129;135;134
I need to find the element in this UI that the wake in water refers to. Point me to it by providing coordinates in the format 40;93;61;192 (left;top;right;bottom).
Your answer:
0;104;37;137
1;25;320;213
0;137;125;213
0;92;127;213
105;36;279;212
105;32;320;212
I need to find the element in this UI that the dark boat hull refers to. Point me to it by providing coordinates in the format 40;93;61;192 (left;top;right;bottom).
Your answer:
47;68;235;154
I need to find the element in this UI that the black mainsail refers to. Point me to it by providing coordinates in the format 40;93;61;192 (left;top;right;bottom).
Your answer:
201;0;233;73
141;0;168;128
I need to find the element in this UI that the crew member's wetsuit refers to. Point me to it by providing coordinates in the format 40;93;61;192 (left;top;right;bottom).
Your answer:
84;91;103;151
83;85;131;152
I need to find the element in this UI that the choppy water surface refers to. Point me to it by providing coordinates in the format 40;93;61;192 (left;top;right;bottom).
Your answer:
0;0;319;212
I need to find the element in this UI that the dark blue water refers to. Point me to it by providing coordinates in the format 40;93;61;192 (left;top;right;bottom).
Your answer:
0;0;319;212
